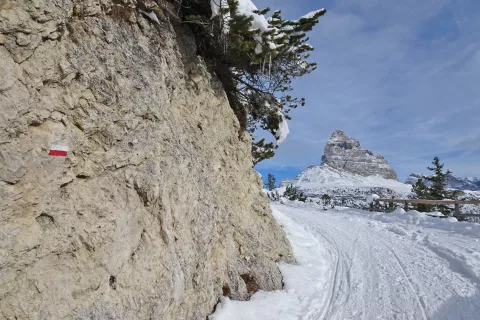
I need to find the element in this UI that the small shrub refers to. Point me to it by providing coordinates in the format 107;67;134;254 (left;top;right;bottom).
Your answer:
267;190;280;202
321;194;331;207
283;184;307;202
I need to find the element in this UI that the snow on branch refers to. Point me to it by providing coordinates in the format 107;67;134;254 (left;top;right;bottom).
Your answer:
210;0;270;32
275;112;289;144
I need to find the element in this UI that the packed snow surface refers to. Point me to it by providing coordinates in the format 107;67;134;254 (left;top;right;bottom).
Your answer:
366;193;379;205
210;201;480;319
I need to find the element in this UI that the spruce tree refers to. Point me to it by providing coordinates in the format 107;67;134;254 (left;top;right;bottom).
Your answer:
283;184;306;201
181;1;326;164
423;157;454;214
266;173;276;191
412;178;431;212
283;184;297;201
321;194;331;207
425;157;452;200
252;139;276;165
412;178;428;198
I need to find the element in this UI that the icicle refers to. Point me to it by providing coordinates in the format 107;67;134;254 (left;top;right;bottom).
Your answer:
262;55;267;75
268;53;272;78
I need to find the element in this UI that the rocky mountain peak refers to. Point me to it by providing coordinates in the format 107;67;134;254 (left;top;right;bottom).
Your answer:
321;130;399;180
327;130;361;150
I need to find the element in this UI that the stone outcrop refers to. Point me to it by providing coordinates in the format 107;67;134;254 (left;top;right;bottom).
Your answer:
321;130;398;180
0;1;293;319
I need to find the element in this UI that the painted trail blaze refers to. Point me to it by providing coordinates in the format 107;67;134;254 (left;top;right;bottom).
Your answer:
48;145;69;157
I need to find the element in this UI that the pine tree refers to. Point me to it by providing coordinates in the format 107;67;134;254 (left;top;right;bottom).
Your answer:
283;184;297;201
283;184;306;202
425;157;452;200
412;178;428;198
181;1;326;164
252;139;276;165
267;189;280;201
424;157;454;214
266;173;276;191
412;178;431;212
321;194;331;207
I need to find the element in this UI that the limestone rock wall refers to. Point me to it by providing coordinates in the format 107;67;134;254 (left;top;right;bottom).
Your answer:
322;130;399;180
0;1;293;319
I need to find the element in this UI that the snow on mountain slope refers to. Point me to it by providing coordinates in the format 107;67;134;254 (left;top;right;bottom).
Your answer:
293;165;411;194
210;202;480;320
278;130;410;208
280;164;412;208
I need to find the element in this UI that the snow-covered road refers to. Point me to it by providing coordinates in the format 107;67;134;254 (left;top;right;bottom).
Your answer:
211;202;480;320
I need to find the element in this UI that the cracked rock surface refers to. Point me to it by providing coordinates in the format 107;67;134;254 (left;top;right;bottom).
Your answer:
0;1;293;319
322;130;399;180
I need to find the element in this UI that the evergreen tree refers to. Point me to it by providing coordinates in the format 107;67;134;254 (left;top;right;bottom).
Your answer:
412;178;428;198
321;194;331;207
283;184;297;201
266;173;276;191
425;157;452;200
418;157;454;214
283;184;306;202
412;178;432;212
252;139;275;165
267;189;280;201
181;1;326;164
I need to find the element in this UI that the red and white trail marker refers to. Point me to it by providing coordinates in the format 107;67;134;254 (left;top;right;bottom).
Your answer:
48;145;69;157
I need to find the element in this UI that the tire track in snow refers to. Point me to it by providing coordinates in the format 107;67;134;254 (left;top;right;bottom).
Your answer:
275;204;480;320
298;223;339;320
380;241;428;320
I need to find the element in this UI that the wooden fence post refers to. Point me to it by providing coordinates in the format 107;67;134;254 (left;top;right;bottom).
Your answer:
375;199;480;219
454;204;460;218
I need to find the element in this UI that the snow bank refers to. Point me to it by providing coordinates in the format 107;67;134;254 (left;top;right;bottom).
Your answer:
209;205;333;319
210;291;302;320
371;209;480;238
392;207;406;214
366;194;379;205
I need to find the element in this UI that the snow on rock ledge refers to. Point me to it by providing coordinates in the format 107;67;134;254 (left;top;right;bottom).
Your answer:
366;194;380;205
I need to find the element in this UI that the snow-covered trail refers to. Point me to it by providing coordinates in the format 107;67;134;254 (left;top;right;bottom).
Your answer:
211;202;480;320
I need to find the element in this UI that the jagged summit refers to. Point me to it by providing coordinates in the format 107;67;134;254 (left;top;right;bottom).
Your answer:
321;130;398;181
278;130;405;208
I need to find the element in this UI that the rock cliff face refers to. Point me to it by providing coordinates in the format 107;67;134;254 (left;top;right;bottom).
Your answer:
321;130;398;180
0;1;293;319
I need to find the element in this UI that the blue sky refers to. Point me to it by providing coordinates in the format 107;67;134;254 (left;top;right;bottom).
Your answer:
254;0;480;183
